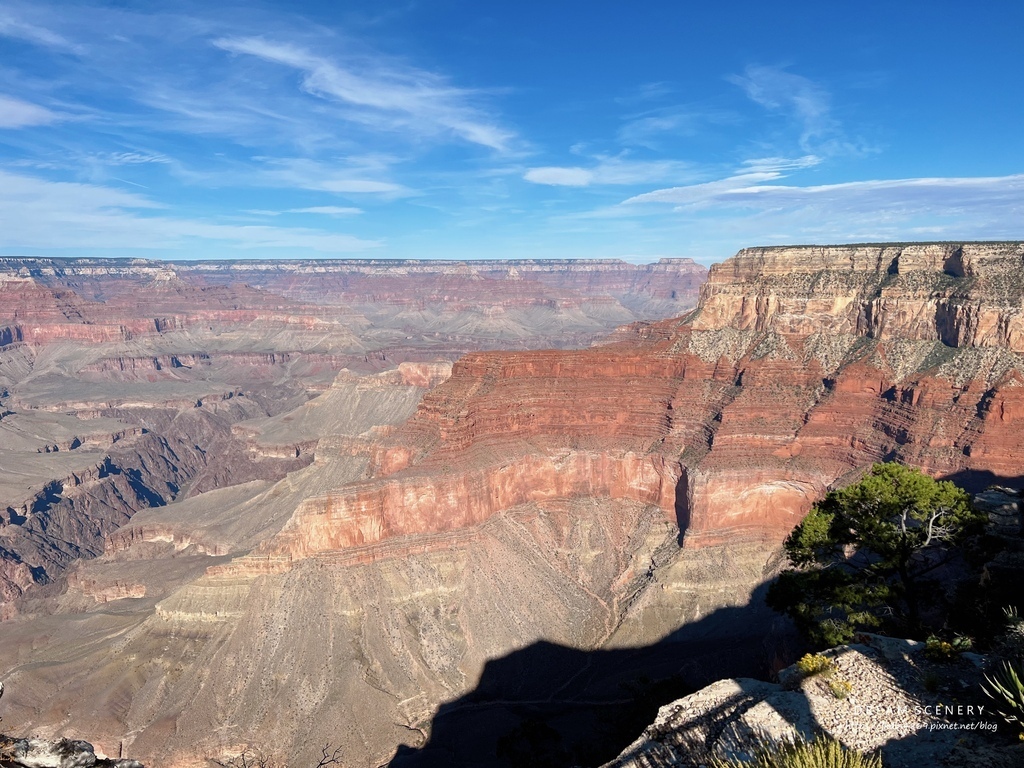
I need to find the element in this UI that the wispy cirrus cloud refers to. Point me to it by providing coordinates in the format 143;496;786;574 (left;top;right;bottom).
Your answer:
727;64;834;152
0;170;379;253
0;8;80;51
739;155;821;173
619;171;1024;247
0;3;517;172
0;94;64;128
524;155;695;187
617;106;740;149
523;166;593;186
241;157;411;196
624;171;785;206
556;171;1024;261
106;151;172;165
613;155;822;207
712;174;1024;221
213;36;515;151
614;81;675;105
288;206;363;216
249;206;363;217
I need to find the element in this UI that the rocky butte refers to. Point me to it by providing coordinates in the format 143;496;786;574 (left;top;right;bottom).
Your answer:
0;243;1022;766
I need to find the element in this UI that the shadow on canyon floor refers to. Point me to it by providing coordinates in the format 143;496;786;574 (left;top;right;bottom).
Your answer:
388;582;800;768
941;468;1024;495
388;468;1024;768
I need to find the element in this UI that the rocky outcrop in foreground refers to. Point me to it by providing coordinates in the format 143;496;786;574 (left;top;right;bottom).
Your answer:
0;735;142;767
603;633;1021;768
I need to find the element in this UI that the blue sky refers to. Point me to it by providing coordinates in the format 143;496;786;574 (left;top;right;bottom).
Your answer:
1;0;1023;264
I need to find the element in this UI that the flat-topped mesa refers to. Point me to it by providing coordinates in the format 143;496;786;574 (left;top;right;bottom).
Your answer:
0;255;704;278
694;242;1024;349
0;256;706;302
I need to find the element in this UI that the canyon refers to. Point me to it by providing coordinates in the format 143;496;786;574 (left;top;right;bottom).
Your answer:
0;256;704;604
1;244;1022;767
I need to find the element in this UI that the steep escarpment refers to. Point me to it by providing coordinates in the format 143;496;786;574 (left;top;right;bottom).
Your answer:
695;243;1024;348
283;242;1020;562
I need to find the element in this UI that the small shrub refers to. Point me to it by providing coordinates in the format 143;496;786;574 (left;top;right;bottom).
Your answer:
924;635;972;661
995;606;1024;659
794;654;852;700
711;735;881;768
983;659;1024;737
828;678;853;700
212;743;343;768
797;653;836;678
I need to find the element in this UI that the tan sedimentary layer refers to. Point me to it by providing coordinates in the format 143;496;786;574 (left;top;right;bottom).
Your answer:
695;243;1024;349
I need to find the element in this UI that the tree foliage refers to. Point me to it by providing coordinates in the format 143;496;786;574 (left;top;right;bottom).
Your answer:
767;463;981;646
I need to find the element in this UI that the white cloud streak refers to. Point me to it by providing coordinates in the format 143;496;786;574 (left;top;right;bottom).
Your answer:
727;64;834;152
624;172;1024;215
248;206;364;216
524;166;593;186
0;171;379;253
107;151;171;165
289;206;363;216
240;157;410;196
617;106;740;149
0;94;63;128
213;36;514;151
624;171;786;205
524;156;694;187
0;10;80;51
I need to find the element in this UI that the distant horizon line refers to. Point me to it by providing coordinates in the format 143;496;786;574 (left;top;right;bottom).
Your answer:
2;240;1021;268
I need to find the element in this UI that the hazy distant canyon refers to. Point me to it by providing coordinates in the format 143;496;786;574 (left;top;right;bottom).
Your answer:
1;245;1022;766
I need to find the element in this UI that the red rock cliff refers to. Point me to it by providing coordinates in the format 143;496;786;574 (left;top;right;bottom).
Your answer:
266;242;1024;560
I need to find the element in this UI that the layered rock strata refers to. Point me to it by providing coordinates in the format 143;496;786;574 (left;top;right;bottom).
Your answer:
0;256;701;609
317;242;1024;558
1;243;1023;767
0;256;706;351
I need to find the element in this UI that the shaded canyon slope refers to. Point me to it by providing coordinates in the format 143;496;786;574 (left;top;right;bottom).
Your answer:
2;244;1023;766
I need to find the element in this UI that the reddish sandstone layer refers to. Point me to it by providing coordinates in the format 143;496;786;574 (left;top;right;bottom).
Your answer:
0;273;338;346
272;451;680;557
261;243;1024;562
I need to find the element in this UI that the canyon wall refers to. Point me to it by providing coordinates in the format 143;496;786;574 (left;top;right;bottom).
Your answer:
335;242;1024;553
0;257;704;605
1;244;1022;767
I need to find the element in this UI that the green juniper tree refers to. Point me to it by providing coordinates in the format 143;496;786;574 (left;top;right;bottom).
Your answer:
767;463;981;646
